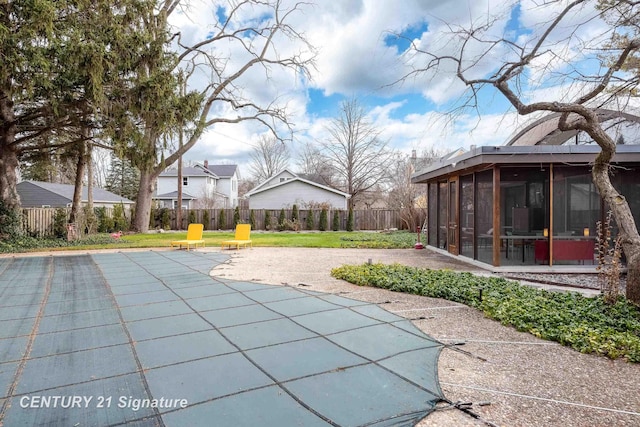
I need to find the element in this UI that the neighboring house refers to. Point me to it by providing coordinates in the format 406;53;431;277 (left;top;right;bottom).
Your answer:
153;191;198;210
206;163;239;208
412;108;640;269
246;169;350;209
17;180;134;209
155;161;239;209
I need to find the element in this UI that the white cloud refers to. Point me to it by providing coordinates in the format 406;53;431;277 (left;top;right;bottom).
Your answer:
168;0;634;178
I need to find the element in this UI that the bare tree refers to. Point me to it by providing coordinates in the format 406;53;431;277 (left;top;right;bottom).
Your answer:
195;187;223;210
401;0;640;302
92;146;112;188
248;135;291;182
296;141;339;187
387;149;440;231
319;98;395;209
124;0;315;233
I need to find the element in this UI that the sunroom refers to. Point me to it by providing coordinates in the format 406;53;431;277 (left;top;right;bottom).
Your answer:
412;110;640;268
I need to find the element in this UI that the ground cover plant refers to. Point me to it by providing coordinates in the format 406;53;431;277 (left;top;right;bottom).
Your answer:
331;263;640;362
0;234;124;253
338;231;417;248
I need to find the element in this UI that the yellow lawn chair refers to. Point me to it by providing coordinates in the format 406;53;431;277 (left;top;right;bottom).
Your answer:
170;223;205;250
221;224;252;250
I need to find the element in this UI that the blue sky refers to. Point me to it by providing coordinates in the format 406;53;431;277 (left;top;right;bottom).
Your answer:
169;0;638;178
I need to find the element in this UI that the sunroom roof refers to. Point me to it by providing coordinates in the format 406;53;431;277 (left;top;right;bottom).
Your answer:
412;145;640;184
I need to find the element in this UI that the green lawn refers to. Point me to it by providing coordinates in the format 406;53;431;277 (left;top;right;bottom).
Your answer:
1;230;419;253
121;230;418;249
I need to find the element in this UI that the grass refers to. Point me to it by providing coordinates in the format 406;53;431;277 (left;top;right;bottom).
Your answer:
0;230;419;253
331;263;640;362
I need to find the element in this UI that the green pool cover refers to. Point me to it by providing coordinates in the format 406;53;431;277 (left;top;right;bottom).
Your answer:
0;251;444;426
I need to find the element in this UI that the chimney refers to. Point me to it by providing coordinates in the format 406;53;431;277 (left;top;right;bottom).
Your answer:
204;159;209;169
411;149;416;159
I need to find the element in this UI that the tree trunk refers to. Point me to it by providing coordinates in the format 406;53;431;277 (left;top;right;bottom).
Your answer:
132;169;157;233
87;143;93;210
69;142;86;225
0;88;20;211
590;134;640;304
177;154;183;230
627;254;640;303
0;143;20;211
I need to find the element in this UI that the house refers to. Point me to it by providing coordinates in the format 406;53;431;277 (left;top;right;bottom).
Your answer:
245;169;350;209
412;109;640;269
206;163;239;208
155;161;239;209
17;180;135;209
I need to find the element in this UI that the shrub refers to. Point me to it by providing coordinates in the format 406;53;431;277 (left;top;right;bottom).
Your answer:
149;207;156;229
0;233;128;253
95;207;114;233
292;204;299;222
319;208;328;231
346;208;354;232
0;201;22;240
249;210;256;230
305;211;314;230
233;206;240;226
264;210;272;230
278;208;286;231
53;208;67;238
283;219;301;231
160;208;171;230
83;206;97;234
218;209;226;229
112;203;128;231
332;211;340;231
202;210;210;230
188;210;196;225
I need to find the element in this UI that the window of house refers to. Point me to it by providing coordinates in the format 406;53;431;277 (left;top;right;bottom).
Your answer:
232;180;237;191
183;177;188;186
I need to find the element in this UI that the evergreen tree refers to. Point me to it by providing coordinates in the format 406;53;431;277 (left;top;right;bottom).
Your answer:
218;209;226;230
113;203;128;231
249;210;256;230
332;211;340;231
202;210;210;230
347;208;354;232
105;152;139;201
278;208;286;231
264;210;272;230
306;211;314;230
233;206;241;226
292;204;299;221
319;208;328;231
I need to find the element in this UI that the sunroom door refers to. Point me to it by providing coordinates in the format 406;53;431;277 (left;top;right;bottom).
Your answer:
448;177;459;255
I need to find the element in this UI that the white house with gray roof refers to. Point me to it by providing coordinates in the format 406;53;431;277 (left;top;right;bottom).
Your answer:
155;161;239;208
17;181;134;208
246;169;350;209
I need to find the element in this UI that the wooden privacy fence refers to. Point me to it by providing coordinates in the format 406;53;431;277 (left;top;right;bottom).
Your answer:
21;208;62;237
21;207;422;237
21;207;117;237
162;208;412;231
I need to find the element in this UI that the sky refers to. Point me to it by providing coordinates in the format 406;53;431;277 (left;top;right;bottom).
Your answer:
168;0;640;179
